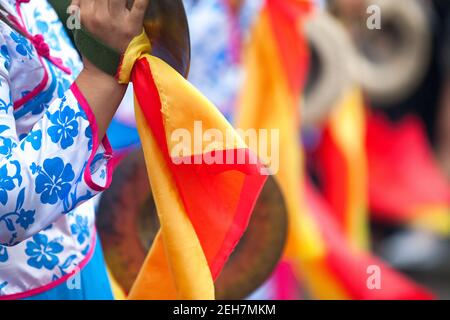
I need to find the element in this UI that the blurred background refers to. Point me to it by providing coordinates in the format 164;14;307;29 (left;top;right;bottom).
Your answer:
103;0;450;299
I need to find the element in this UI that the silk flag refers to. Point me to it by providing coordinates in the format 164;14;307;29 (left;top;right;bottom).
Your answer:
114;31;267;299
236;0;434;299
366;114;450;236
236;0;325;264
304;181;434;300
235;0;329;290
317;87;370;249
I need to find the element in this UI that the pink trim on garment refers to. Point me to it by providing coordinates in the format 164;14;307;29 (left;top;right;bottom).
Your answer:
13;56;50;109
8;13;50;109
70;82;114;192
0;232;98;300
15;1;72;74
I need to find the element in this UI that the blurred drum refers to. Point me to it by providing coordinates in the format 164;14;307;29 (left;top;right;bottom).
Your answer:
97;150;288;299
331;0;433;105
302;11;353;126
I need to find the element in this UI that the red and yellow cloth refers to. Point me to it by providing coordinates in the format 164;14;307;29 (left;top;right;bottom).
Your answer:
317;87;369;249
237;0;433;299
366;113;450;236
115;31;267;299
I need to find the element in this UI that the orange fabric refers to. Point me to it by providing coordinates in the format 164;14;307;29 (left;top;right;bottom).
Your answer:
305;181;434;300
236;3;325;264
366;114;450;236
317;88;369;249
236;0;433;299
116;32;267;299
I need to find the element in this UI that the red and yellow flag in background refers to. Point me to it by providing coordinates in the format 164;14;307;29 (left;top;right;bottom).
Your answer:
236;0;434;299
113;31;267;299
366;113;450;236
316;87;370;250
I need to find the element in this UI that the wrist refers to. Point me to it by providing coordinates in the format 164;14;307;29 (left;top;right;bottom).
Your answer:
82;58;110;78
76;63;128;141
79;60;127;98
74;28;123;78
82;58;120;84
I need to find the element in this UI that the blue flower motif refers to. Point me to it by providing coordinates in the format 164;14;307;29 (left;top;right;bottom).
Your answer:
36;20;49;34
0;98;11;113
10;31;33;58
19;89;47;116
47;106;79;149
34;9;62;53
0;164;15;205
0;246;7;263
0;123;16;158
0;188;35;244
70;215;89;244
57;78;71;98
0;45;11;70
25;234;63;270
85;126;93;151
30;163;41;175
15;67;58;120
0;137;16;159
34;157;75;205
21;130;42;151
15;209;35;230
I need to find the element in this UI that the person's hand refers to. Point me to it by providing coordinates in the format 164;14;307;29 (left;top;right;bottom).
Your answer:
72;0;149;53
73;0;149;141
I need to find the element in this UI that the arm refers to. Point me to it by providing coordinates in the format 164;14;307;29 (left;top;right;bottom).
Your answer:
76;61;127;140
0;0;149;245
74;0;149;141
0;55;112;246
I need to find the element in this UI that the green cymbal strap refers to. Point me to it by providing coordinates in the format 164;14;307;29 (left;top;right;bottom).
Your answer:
47;0;122;77
74;28;122;76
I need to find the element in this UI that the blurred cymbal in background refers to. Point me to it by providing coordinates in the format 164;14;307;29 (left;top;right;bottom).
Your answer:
328;0;433;106
302;11;353;126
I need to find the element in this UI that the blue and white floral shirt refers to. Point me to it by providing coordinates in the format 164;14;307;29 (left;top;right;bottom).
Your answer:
0;0;113;298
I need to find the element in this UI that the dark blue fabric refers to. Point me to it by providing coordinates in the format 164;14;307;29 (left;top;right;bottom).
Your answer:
23;238;114;300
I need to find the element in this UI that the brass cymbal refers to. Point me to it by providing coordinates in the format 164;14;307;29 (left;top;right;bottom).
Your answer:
97;150;288;298
329;0;432;105
303;11;353;126
128;0;191;78
214;175;288;300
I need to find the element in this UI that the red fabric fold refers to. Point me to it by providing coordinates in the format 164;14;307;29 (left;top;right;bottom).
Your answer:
132;58;268;279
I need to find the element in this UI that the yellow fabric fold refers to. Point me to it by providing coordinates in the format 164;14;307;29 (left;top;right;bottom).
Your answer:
235;6;354;300
327;87;369;249
107;267;127;300
128;93;215;300
236;9;325;264
117;29;151;84
114;29;216;300
115;31;265;299
410;206;450;236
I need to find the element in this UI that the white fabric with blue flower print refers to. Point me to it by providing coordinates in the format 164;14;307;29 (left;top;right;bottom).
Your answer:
0;0;112;297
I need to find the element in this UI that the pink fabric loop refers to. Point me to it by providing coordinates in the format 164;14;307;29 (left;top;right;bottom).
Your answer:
7;12;71;75
31;34;50;58
16;0;31;3
30;34;71;73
